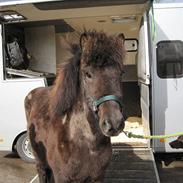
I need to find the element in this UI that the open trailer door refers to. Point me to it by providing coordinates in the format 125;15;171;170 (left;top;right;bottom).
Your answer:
151;2;183;153
137;12;151;141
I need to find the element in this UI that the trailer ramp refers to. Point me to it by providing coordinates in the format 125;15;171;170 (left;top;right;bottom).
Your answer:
30;147;159;183
104;146;160;183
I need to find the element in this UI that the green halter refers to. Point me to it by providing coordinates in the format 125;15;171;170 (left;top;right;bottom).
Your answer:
92;95;123;112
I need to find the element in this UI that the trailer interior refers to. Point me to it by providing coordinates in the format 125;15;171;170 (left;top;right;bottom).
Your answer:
0;0;151;146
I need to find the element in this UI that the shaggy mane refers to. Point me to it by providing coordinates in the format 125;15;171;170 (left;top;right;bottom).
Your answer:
50;43;81;116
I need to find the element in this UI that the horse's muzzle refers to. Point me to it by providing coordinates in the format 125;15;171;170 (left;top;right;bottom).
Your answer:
101;117;125;137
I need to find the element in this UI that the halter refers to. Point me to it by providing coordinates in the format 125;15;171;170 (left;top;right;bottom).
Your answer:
92;95;123;112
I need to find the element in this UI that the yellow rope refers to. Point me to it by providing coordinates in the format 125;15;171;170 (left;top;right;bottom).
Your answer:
124;131;183;139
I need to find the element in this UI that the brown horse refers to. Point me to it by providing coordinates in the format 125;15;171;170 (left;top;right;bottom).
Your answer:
25;30;126;183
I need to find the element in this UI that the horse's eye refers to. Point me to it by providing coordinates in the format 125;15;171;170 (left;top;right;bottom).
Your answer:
85;72;92;78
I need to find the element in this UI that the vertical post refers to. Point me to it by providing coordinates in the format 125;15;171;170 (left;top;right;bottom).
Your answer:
0;24;4;81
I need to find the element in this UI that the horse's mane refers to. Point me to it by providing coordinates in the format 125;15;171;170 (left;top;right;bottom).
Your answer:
50;43;81;116
50;30;125;117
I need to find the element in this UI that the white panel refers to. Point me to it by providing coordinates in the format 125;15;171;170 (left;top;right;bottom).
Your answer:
155;0;183;3
138;13;150;147
152;6;183;152
0;78;45;150
0;25;3;81
137;13;150;84
154;0;183;7
0;0;60;6
140;83;150;137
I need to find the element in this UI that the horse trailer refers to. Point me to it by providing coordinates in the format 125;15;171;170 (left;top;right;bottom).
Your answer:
0;0;183;164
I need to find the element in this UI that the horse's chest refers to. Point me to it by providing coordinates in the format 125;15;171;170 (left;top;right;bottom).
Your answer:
50;139;111;181
68;142;111;177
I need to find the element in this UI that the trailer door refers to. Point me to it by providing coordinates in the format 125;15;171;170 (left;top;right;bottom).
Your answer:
137;12;151;141
152;4;183;152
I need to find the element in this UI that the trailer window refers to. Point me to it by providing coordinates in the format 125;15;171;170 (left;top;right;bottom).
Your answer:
157;41;183;78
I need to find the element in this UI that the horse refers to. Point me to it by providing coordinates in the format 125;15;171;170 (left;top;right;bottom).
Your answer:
25;30;126;183
169;136;183;149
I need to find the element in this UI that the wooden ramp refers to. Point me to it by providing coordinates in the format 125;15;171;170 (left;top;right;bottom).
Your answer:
104;146;160;183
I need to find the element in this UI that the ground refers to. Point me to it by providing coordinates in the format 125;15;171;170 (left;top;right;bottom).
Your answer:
155;153;183;183
0;151;183;183
0;151;36;183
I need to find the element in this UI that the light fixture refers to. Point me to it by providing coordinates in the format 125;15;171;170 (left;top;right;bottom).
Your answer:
111;16;136;24
0;11;26;22
97;20;107;23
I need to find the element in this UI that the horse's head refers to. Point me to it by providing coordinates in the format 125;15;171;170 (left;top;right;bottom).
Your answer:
80;31;126;137
51;31;126;137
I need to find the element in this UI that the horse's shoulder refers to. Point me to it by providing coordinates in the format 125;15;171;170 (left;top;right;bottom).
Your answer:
25;87;52;130
25;86;50;112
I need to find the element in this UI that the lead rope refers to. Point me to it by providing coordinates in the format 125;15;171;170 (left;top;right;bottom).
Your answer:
123;131;183;139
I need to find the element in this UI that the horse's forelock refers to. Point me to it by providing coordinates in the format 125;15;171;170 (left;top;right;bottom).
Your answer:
80;31;125;67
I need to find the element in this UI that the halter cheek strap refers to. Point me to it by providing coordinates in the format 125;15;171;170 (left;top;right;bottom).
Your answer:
92;95;123;112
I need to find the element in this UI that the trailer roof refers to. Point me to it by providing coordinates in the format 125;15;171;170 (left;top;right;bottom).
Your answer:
0;0;61;6
0;0;149;7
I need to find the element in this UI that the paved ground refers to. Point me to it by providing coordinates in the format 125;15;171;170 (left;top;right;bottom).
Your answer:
0;151;36;183
0;151;183;183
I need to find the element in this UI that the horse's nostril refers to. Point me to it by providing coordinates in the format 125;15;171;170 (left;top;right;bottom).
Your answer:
102;120;112;132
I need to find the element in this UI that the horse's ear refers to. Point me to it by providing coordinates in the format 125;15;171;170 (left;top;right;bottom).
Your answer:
117;33;125;45
80;33;88;49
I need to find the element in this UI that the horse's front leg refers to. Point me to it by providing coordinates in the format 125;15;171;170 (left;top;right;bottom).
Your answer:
36;163;47;183
36;163;55;183
51;170;65;183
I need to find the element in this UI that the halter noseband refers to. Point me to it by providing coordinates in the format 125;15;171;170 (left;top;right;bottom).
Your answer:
92;95;123;112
